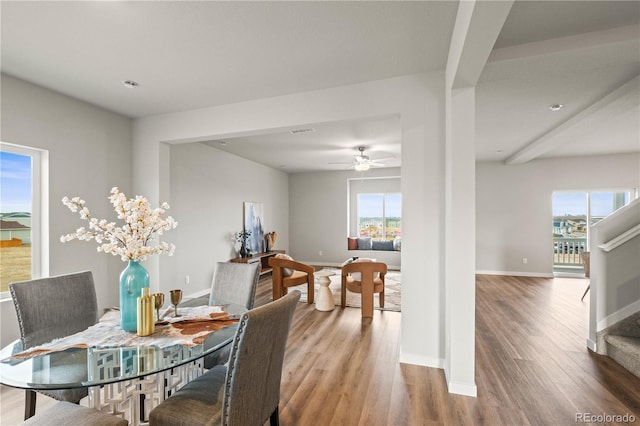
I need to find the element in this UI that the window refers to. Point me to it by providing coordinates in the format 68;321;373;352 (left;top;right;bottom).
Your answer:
0;142;46;296
357;193;401;240
552;190;634;272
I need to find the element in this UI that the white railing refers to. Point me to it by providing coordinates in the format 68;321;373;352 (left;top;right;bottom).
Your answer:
598;224;640;253
553;237;587;266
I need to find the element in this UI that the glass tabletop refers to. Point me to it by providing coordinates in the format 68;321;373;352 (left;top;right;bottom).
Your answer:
0;302;245;391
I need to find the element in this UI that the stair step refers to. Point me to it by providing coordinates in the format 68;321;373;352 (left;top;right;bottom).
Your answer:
605;335;640;379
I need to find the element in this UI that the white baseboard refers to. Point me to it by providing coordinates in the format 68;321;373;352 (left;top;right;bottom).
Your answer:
475;270;554;278
444;367;478;397
587;338;597;352
399;351;444;369
447;380;478;397
597;299;640;331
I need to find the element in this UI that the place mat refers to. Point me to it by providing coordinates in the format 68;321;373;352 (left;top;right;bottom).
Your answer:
5;307;238;361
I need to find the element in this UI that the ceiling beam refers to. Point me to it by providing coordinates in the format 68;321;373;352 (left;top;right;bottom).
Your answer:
489;24;639;63
505;73;640;165
447;0;514;89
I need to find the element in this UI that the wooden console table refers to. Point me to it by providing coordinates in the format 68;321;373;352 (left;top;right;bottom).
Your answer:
230;250;285;276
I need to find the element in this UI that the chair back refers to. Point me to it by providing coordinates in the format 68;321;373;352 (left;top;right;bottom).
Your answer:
9;271;98;349
268;257;315;303
209;262;261;309
222;290;300;426
342;261;388;281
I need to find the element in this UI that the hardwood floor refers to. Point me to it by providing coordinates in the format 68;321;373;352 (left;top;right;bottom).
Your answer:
1;274;639;425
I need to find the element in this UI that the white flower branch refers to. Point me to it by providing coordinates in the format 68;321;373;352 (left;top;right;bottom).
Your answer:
61;187;178;262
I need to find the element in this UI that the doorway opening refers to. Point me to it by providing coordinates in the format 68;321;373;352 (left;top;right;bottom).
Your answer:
552;191;632;276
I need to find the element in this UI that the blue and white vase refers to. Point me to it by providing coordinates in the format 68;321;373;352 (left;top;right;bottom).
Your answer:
119;260;150;332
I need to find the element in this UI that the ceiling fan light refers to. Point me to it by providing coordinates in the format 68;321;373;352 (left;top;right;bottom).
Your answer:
355;163;370;171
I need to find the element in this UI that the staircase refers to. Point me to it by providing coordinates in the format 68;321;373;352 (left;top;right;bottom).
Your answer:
590;198;640;378
598;312;640;378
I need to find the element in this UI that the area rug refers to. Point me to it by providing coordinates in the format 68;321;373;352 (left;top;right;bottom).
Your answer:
298;268;401;312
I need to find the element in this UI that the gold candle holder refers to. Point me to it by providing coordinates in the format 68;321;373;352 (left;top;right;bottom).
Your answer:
137;288;155;336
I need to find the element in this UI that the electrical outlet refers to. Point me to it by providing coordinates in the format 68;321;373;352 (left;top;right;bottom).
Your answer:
185;275;190;285
522;258;528;264
319;250;323;256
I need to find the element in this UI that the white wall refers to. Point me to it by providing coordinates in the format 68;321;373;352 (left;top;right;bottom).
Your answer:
289;168;401;268
163;142;289;296
0;74;132;347
133;72;448;369
476;153;640;276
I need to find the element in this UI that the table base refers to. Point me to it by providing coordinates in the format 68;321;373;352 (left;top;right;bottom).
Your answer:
88;358;203;425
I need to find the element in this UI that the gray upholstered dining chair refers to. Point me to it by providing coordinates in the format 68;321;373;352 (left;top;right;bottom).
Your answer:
208;262;260;309
21;401;127;426
9;271;99;420
203;262;261;368
149;290;300;426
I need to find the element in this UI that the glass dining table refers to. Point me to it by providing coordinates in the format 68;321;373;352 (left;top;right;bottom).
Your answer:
0;301;245;425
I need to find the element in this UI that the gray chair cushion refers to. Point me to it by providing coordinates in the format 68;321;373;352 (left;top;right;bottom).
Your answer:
21;401;128;426
150;291;300;426
149;365;226;426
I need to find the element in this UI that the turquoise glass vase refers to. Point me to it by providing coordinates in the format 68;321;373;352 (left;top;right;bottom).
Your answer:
119;260;150;332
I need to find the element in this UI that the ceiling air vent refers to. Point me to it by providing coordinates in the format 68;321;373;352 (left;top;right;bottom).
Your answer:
289;128;316;134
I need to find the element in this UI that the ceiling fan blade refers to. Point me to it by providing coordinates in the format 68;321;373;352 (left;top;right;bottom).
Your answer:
370;156;394;162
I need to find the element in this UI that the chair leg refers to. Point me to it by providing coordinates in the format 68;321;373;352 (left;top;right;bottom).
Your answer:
307;280;314;304
380;287;385;308
362;283;374;318
581;284;590;301
24;389;36;420
270;405;279;426
341;277;346;308
273;284;282;301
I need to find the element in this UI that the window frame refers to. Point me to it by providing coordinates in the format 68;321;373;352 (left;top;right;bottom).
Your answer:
356;192;402;241
0;142;48;299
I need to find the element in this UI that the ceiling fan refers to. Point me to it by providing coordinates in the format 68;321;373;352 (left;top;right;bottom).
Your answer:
330;146;393;171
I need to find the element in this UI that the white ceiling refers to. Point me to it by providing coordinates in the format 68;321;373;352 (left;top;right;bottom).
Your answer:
1;1;638;172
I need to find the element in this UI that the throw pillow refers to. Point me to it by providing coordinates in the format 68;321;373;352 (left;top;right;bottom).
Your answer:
357;237;372;250
393;237;402;251
347;237;358;250
372;239;394;251
275;253;294;276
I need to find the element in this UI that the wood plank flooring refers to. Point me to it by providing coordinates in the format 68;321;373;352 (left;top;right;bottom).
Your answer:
1;274;639;425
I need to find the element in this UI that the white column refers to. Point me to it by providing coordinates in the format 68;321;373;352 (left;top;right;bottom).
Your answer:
445;86;477;396
444;0;513;396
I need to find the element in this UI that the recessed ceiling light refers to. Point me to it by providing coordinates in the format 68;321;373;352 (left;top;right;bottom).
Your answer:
549;104;563;111
496;150;504;153
122;80;139;89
